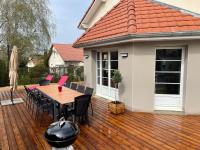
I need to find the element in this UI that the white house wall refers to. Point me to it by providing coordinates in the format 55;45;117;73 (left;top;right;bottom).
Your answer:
85;0;120;29
157;0;200;14
49;47;65;68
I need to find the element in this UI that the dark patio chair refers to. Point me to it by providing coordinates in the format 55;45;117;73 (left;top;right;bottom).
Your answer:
65;81;71;88
77;85;85;93
71;83;77;90
66;95;91;125
31;91;54;126
85;87;94;116
85;87;94;95
24;85;32;108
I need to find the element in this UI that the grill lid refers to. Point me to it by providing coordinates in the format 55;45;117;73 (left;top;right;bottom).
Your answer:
45;118;79;142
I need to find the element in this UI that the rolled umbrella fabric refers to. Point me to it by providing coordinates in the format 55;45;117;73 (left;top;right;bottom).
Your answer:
9;46;18;92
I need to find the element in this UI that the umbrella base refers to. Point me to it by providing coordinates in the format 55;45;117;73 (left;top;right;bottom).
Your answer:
0;98;24;106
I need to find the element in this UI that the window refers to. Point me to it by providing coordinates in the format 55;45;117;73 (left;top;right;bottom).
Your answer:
96;51;118;88
155;49;182;95
110;52;118;88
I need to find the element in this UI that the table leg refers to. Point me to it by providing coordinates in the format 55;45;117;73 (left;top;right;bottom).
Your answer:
53;101;60;121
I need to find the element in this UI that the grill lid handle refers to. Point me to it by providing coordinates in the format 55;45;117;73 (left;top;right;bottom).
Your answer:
59;117;66;128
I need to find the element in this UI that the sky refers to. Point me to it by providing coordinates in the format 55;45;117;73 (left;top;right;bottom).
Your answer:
49;0;92;44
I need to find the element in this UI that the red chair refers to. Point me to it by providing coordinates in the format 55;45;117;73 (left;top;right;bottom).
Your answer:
45;74;53;81
28;74;54;90
58;75;68;86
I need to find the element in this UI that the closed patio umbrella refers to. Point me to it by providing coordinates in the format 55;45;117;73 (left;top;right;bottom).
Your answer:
9;46;18;104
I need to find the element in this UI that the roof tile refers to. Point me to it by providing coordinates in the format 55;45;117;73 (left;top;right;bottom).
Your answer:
53;44;83;62
74;0;200;46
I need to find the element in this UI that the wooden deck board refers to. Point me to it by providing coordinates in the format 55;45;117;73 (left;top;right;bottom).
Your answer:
1;89;200;149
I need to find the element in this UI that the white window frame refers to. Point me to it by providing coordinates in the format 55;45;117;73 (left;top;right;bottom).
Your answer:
96;51;119;100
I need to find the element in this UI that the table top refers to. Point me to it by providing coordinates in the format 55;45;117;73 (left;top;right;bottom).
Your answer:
36;84;83;104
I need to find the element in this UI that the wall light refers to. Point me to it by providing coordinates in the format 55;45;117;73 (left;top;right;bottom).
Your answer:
120;53;128;58
84;55;89;59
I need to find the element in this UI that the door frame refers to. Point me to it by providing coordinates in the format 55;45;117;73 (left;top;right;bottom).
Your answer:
154;47;185;111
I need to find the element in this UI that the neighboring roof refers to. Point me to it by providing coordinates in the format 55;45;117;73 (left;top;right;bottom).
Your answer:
53;44;83;62
74;0;200;47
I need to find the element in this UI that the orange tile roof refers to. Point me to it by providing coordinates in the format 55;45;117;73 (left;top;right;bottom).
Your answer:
74;0;200;46
53;44;83;62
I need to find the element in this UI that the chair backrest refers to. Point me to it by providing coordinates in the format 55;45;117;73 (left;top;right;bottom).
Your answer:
65;81;71;88
77;85;85;93
71;83;77;90
74;95;91;116
85;87;94;96
45;74;53;81
58;75;68;86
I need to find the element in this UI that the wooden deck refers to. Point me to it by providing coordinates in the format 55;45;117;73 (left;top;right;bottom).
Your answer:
1;90;200;150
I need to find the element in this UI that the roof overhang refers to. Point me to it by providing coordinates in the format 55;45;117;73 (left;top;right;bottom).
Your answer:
73;31;200;48
78;0;106;30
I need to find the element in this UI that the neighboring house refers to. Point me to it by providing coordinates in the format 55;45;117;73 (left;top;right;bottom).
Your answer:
74;0;200;114
49;44;83;69
79;0;200;30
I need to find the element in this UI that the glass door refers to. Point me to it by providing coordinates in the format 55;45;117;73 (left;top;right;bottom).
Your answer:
154;48;184;111
96;51;118;100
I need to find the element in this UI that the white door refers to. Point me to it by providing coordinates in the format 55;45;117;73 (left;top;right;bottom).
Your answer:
96;51;119;100
154;48;185;111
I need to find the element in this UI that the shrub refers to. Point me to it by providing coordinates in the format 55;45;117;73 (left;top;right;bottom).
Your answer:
0;60;9;86
18;63;49;85
75;66;84;81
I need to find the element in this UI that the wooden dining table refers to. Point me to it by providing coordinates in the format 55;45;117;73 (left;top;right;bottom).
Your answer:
36;84;83;120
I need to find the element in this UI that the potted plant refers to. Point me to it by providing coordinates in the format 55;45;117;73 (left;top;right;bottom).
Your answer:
108;70;125;114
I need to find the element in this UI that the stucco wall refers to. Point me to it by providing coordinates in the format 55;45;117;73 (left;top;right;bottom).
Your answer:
83;50;96;88
185;40;200;114
132;43;156;112
83;40;200;114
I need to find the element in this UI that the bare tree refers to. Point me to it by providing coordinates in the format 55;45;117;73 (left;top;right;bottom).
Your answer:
0;0;55;60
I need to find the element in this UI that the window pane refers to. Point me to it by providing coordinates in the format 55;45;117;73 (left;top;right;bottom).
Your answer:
102;69;108;78
111;61;118;69
102;61;108;69
110;70;117;78
155;73;180;83
156;61;181;71
102;78;108;86
111;52;118;60
97;77;100;84
97;69;100;76
156;49;182;60
155;84;180;94
97;61;100;68
102;52;108;60
97;52;100;60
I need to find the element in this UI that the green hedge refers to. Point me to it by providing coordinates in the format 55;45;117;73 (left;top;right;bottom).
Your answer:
18;63;49;85
0;60;9;87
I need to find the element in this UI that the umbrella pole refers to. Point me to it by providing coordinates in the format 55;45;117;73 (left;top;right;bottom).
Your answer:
10;87;14;105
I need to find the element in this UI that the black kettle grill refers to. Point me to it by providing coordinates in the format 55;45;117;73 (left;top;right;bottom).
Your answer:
44;117;79;150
